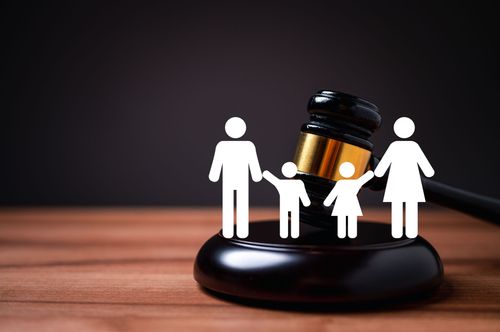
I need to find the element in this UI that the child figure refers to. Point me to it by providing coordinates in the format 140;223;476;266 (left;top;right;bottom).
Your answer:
262;162;311;238
323;162;374;239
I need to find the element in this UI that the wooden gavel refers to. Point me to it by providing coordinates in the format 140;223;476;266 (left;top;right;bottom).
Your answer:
293;90;500;228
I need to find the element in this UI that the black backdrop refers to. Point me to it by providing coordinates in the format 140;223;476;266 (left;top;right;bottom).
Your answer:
1;1;499;206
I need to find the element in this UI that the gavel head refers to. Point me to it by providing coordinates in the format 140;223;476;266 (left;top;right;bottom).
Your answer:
293;90;382;229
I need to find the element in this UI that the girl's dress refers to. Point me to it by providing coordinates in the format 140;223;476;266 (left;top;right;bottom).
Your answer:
330;180;364;216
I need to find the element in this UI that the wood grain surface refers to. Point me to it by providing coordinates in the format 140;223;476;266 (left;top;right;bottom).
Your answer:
0;208;499;332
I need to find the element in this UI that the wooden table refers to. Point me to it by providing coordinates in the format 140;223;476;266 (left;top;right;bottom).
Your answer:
0;208;499;331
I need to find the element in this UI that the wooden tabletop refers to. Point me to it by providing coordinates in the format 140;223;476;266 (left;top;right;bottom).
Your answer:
0;208;499;331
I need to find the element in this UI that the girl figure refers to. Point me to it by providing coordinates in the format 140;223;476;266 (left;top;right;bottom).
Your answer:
323;162;374;239
374;117;434;239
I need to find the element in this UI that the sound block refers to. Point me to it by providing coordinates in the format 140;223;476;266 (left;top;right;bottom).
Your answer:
194;220;443;304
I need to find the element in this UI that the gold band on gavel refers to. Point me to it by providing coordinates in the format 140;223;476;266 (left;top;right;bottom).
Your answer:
293;132;372;181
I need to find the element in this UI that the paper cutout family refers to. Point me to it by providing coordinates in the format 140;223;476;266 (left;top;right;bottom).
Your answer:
209;116;434;239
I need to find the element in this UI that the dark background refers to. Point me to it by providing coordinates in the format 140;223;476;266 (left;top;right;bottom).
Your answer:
1;1;499;206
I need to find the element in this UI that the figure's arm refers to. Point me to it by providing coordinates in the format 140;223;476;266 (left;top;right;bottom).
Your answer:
299;182;311;207
248;143;262;182
323;185;339;207
208;143;222;182
356;170;374;186
416;145;435;177
374;145;393;177
262;170;280;188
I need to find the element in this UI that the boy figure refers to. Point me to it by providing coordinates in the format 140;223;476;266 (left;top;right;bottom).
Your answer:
262;162;311;238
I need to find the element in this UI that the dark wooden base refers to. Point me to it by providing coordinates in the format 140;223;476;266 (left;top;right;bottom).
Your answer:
194;220;443;304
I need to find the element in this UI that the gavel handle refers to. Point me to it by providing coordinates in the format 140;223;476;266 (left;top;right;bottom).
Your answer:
368;156;500;225
421;178;500;225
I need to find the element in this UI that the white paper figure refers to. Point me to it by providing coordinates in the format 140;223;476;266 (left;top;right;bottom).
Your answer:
374;117;435;239
262;162;311;239
323;162;374;239
209;117;262;238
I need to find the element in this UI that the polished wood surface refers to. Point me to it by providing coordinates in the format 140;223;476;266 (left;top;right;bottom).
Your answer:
0;208;499;331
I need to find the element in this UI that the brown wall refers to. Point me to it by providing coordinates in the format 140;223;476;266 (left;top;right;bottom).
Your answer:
1;1;499;206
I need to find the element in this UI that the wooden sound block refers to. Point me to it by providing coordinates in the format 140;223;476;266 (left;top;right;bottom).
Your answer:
194;220;443;304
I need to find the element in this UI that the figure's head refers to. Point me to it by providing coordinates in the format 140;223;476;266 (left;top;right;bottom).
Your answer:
225;117;246;139
339;162;355;178
393;117;415;139
281;162;298;178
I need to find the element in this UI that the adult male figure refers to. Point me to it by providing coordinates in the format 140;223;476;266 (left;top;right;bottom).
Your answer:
208;117;262;238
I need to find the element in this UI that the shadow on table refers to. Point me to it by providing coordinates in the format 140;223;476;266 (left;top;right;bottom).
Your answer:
199;278;453;313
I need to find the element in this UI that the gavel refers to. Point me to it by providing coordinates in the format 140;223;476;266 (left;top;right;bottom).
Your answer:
293;90;500;228
194;89;498;305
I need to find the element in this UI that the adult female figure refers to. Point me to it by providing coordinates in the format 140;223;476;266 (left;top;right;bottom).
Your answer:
374;117;435;238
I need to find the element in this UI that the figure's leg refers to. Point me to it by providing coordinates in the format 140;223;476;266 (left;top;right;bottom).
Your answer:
290;208;299;239
222;188;234;238
236;187;249;238
348;215;357;238
406;201;419;238
279;208;288;238
337;215;346;238
391;202;403;238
